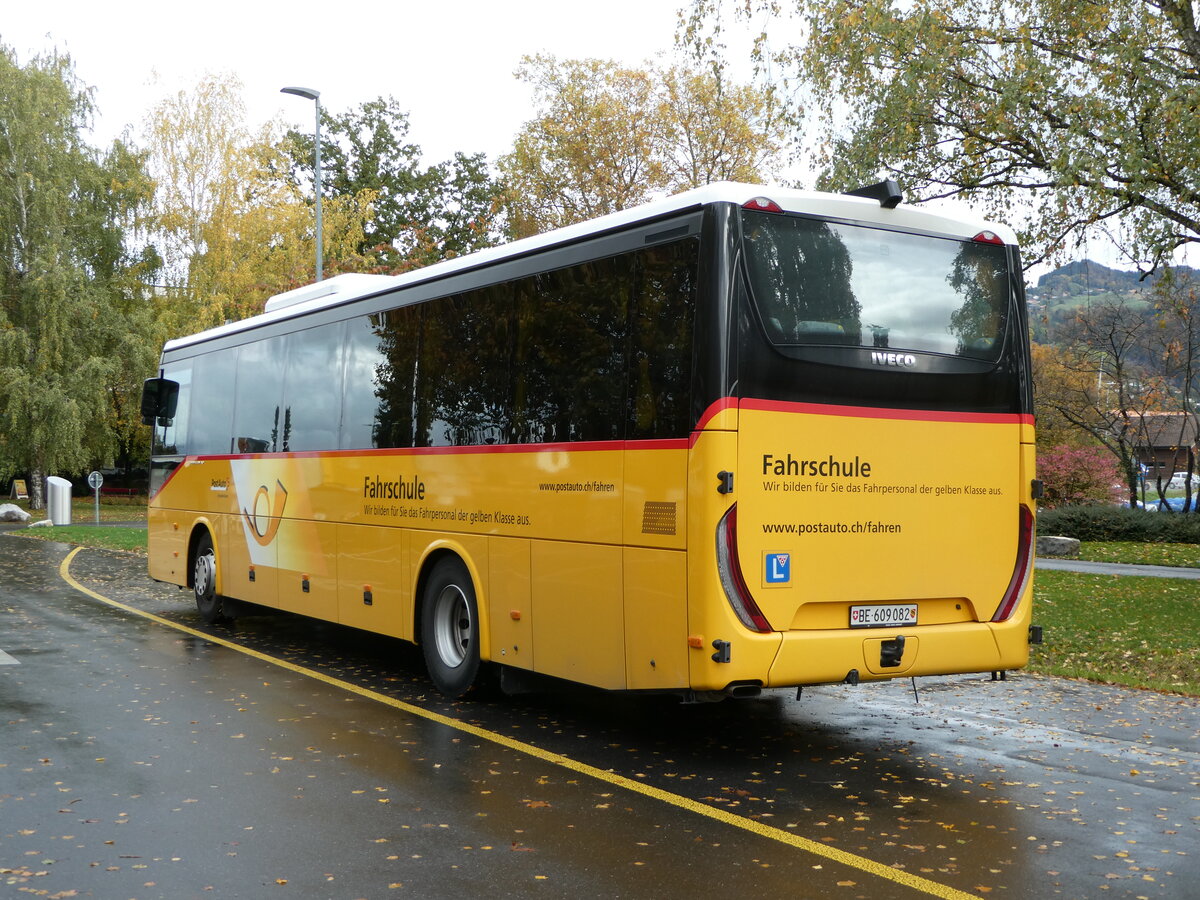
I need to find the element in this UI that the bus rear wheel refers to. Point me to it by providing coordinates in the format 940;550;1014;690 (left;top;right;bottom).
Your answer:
420;557;481;699
193;533;229;625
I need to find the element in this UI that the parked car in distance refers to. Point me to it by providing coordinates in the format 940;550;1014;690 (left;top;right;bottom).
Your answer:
1167;471;1200;489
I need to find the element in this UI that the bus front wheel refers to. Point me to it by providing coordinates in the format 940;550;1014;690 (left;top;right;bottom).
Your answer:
193;533;229;625
420;557;481;699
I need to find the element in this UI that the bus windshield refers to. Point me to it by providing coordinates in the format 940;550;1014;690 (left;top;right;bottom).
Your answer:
741;211;1012;361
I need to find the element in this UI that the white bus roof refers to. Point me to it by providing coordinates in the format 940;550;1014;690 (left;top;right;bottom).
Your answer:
164;181;1015;352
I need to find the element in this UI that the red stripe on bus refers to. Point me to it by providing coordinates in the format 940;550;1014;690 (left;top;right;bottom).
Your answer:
693;397;738;431
154;398;1027;473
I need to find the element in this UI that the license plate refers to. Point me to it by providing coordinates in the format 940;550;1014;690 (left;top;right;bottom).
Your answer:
849;603;917;628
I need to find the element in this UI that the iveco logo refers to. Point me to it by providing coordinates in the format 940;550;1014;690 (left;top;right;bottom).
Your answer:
871;351;917;368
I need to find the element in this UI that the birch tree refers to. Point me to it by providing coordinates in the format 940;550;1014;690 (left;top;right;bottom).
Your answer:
0;46;156;507
144;74;379;330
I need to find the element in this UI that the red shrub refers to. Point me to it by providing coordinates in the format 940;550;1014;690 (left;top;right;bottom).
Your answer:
1039;445;1124;507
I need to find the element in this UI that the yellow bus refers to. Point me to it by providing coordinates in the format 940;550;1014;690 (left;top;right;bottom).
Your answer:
141;181;1037;700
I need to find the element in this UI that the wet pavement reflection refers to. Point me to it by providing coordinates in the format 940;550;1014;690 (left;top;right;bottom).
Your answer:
2;531;1197;898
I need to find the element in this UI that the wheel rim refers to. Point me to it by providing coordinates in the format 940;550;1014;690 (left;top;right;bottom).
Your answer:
431;584;471;669
195;550;215;600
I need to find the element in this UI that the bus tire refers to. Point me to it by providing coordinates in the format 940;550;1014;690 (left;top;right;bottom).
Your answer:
193;532;229;625
420;557;481;699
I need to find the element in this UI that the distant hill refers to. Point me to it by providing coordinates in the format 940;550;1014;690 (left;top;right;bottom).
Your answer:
1027;260;1199;305
1025;261;1200;343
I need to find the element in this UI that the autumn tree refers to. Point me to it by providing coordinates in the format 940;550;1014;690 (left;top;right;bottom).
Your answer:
658;64;785;189
283;96;506;272
685;0;1200;269
501;55;787;237
1030;343;1102;451
144;74;379;329
1037;300;1165;506
0;46;158;507
187;140;378;325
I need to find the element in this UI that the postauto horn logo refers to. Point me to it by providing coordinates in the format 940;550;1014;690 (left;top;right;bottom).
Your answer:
243;480;288;546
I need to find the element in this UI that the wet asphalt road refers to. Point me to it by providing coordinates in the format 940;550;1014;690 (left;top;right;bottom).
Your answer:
1;530;1198;899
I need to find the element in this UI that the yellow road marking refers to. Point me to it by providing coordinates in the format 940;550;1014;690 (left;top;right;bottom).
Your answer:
60;547;978;900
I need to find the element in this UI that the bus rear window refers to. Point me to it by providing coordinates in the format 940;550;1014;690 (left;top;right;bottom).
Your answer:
741;211;1011;360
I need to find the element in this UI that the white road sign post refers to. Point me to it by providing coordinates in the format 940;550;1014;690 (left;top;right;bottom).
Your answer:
87;471;103;524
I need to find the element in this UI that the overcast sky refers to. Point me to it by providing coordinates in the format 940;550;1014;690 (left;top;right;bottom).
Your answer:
4;2;1150;275
2;0;743;166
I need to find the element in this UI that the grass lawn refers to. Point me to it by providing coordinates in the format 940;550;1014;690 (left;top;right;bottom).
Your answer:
1078;541;1200;567
15;524;148;553
1030;569;1200;696
5;494;148;553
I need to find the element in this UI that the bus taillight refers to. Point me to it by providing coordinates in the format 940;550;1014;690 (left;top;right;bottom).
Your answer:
973;230;1005;245
716;504;773;633
992;505;1035;622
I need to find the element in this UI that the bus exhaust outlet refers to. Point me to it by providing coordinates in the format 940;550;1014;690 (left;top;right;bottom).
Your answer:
726;682;762;699
682;681;763;703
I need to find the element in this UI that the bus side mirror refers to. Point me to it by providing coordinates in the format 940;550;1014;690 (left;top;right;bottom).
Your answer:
141;377;179;426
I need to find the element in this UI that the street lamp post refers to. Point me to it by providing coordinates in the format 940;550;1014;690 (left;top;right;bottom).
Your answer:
281;86;323;282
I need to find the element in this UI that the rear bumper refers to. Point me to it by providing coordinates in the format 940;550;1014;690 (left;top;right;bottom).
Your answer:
766;607;1032;686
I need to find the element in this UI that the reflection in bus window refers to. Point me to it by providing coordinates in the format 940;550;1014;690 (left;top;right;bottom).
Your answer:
233;336;285;453
337;238;699;450
188;348;237;455
742;212;1009;360
283;323;345;452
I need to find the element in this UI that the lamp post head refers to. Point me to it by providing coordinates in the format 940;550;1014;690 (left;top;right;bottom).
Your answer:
280;86;320;102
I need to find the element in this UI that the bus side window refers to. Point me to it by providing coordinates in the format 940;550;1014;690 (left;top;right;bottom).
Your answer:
515;260;627;444
188;347;236;456
628;239;698;440
375;307;421;449
414;286;514;447
341;313;390;450
232;336;286;454
283;322;345;452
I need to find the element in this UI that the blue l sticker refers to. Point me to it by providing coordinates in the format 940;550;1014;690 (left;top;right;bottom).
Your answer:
766;552;791;584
